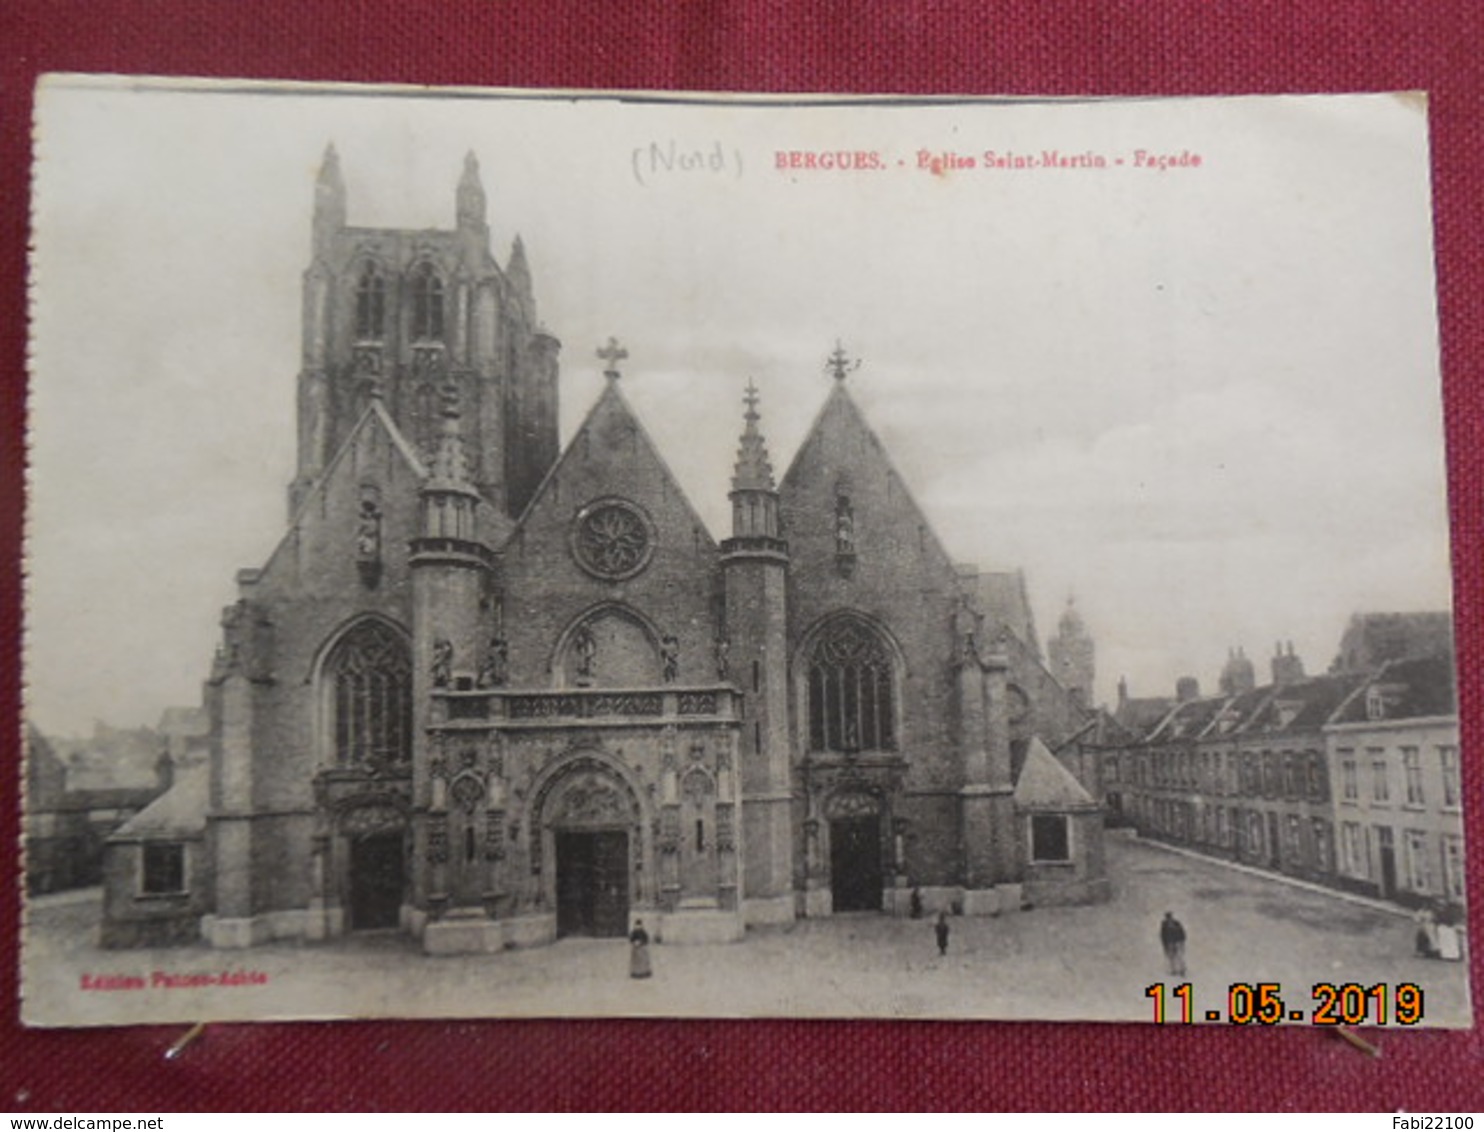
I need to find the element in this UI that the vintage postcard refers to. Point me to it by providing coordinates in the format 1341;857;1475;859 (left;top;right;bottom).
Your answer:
22;78;1467;1027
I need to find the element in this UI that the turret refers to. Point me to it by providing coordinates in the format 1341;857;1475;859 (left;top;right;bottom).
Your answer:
720;381;793;926
456;151;487;233
409;386;498;922
506;235;534;322
312;143;346;252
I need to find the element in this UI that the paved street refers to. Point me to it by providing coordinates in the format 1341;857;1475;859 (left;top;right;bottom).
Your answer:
21;832;1471;1027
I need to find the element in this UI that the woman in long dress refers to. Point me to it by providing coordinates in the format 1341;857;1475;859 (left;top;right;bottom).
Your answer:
629;919;653;979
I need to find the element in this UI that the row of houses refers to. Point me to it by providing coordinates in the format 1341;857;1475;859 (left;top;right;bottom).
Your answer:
1098;613;1462;915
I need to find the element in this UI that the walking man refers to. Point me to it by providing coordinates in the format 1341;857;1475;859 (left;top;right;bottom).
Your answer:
935;910;950;956
1160;911;1187;976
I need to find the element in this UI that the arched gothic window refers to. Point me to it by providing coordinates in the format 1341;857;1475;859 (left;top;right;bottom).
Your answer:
410;262;445;341
327;620;412;768
354;262;386;340
806;616;896;752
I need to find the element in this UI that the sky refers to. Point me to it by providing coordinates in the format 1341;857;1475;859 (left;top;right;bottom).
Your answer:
25;79;1454;736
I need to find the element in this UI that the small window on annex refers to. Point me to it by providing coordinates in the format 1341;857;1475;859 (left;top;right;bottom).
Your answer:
1030;814;1071;863
141;842;185;895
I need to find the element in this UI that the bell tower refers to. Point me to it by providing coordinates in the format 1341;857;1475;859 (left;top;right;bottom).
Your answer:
288;147;561;519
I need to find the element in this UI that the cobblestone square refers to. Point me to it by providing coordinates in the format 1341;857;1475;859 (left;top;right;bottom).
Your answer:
23;835;1470;1028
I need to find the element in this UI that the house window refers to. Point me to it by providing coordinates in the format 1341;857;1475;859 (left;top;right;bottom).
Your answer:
1030;814;1071;863
1312;819;1332;873
409;262;445;341
1285;814;1302;864
1341;756;1358;802
1366;686;1386;721
1306;753;1326;800
1261;752;1278;796
1402;747;1424;806
1442;835;1465;900
1370;751;1389;804
1282;754;1299;797
1404;829;1431;894
354;261;385;339
327;620;413;768
1341;821;1367;879
806;615;895;752
141;842;185;895
1439;746;1460;808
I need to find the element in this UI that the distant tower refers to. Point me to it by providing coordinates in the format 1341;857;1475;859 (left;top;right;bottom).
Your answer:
1219;647;1257;695
1048;595;1096;707
720;381;794;925
1271;640;1305;686
291;146;560;519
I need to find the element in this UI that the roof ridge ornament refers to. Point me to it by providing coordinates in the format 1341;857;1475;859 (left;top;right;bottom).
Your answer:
597;336;628;381
826;339;861;383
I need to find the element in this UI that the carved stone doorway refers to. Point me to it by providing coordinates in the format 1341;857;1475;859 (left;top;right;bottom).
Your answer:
349;830;405;930
556;830;630;938
830;815;883;912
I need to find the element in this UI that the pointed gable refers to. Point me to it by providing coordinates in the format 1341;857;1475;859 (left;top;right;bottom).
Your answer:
499;378;721;689
1014;736;1098;810
258;399;430;594
780;381;961;605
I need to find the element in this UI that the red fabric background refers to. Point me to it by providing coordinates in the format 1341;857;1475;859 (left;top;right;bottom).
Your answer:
2;1;1481;1111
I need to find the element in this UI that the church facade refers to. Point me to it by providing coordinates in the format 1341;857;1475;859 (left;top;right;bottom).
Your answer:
102;150;1108;953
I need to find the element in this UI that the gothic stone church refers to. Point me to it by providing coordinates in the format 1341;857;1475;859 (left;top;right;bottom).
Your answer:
100;150;1109;952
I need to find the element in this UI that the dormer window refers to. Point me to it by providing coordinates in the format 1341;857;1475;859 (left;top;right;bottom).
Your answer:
1365;686;1386;721
410;262;445;341
355;261;386;340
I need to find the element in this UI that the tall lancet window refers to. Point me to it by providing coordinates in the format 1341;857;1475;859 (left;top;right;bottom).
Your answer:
410;262;445;341
326;620;413;769
807;615;896;753
355;262;386;340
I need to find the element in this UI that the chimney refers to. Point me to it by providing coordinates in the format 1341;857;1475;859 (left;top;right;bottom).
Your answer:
1176;676;1200;703
1271;640;1306;686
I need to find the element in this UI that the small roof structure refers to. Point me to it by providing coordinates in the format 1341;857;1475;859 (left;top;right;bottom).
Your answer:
1014;736;1099;811
110;764;208;840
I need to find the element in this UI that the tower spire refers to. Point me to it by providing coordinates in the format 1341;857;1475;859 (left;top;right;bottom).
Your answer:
456;150;487;231
731;380;776;492
313;142;346;245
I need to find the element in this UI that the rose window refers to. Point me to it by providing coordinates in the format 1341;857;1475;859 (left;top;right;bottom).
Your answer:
571;499;655;580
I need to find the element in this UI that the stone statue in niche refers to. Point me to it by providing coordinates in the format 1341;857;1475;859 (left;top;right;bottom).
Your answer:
714;637;730;681
431;638;454;687
835;496;855;555
572;624;597;683
478;633;509;687
356;499;381;558
661;634;680;683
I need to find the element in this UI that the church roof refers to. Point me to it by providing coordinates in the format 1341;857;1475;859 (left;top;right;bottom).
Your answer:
1014;736;1099;810
110;764;208;840
509;369;717;549
976;570;1042;659
779;377;958;574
